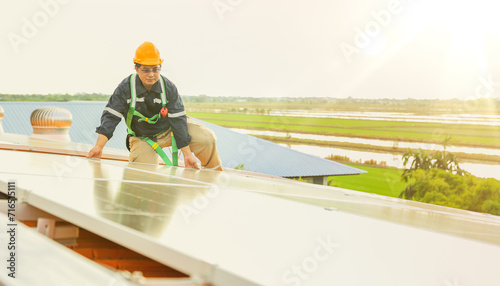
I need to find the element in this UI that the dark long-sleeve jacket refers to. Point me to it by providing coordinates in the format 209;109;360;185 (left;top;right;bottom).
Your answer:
95;74;191;148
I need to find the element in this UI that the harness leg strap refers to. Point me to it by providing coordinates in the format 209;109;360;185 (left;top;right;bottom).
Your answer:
142;137;174;166
171;132;178;166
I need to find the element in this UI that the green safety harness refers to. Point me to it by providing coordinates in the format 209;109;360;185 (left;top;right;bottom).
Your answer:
126;74;178;166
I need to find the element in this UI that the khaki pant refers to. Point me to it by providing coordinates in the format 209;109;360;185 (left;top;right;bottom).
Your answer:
129;118;222;171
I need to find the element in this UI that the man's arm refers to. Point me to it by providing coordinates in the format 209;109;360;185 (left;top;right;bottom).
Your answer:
164;79;190;148
181;145;199;169
87;134;109;159
87;78;129;159
163;78;197;168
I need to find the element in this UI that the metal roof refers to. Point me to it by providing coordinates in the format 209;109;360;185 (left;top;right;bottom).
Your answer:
0;101;364;177
0;101;122;148
197;119;364;177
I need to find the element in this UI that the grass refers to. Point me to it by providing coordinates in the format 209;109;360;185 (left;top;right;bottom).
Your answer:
328;164;408;198
188;112;500;148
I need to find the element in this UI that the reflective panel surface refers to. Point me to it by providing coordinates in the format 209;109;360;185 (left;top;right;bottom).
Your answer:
1;148;500;286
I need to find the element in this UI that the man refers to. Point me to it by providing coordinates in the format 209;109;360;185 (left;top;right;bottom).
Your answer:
87;42;222;171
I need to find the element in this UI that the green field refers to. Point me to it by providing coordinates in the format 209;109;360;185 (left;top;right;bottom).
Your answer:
184;97;500;115
328;164;408;197
188;111;500;149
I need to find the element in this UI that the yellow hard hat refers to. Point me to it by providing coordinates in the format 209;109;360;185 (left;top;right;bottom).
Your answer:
133;42;163;65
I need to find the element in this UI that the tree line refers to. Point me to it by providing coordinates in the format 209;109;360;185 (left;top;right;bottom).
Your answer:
400;137;500;215
2;93;499;113
0;93;110;101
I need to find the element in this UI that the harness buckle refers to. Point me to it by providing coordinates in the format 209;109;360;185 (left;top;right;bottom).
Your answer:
160;107;168;118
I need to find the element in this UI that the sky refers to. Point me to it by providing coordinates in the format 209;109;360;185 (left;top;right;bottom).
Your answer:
1;0;500;100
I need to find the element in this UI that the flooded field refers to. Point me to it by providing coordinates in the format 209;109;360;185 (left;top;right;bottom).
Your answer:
231;128;500;156
230;128;500;180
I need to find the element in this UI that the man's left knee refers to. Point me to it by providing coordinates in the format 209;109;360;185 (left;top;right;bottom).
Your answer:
196;128;217;147
205;129;217;144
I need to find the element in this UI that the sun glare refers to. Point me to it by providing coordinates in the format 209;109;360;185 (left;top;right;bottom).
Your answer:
340;0;500;99
429;0;499;73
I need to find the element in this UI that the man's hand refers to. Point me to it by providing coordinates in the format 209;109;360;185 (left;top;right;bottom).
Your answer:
181;145;200;169
87;134;108;159
184;153;200;169
87;145;103;159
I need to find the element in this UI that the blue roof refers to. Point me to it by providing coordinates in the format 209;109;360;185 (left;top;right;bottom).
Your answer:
195;119;364;177
1;101;126;150
0;101;363;177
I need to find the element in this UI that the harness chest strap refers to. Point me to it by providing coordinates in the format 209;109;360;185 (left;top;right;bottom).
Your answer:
126;74;178;166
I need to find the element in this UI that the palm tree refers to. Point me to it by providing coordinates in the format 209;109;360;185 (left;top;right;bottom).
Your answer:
402;148;432;182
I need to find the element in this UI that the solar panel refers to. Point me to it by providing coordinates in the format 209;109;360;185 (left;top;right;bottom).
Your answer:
5;146;500;244
1;148;500;285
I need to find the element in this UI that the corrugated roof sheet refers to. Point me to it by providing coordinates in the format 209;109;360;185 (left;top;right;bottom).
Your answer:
0;101;363;177
1;101;125;150
196;119;364;177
